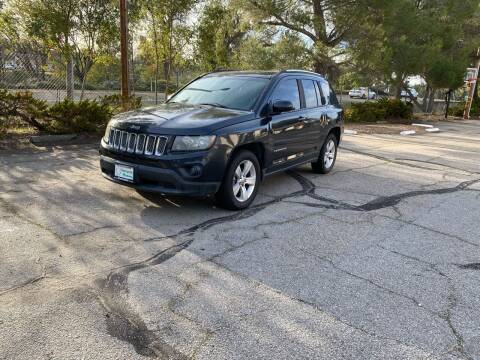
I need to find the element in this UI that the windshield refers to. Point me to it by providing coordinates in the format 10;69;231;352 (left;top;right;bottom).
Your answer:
168;76;270;111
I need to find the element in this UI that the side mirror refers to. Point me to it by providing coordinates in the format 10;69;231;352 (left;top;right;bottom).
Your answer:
271;100;294;114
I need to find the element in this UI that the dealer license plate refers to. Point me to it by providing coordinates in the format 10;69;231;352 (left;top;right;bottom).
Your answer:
114;164;134;182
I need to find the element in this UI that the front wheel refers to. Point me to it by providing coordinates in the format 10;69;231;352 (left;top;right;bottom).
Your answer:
215;150;260;210
311;134;338;174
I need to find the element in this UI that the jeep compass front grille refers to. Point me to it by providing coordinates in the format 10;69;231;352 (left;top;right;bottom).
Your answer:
108;128;168;156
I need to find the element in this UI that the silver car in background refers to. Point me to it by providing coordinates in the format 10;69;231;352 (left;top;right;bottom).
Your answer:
348;87;377;99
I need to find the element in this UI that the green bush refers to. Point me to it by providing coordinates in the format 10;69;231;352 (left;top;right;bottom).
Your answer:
0;89;49;130
448;102;465;117
99;94;142;115
45;99;112;134
345;99;413;123
0;89;147;135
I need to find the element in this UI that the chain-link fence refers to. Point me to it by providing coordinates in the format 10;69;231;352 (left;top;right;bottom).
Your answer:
0;41;202;107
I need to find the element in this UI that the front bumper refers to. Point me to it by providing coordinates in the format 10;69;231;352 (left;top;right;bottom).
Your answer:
100;154;221;197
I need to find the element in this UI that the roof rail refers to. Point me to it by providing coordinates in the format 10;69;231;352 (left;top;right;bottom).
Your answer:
211;68;238;73
279;69;322;76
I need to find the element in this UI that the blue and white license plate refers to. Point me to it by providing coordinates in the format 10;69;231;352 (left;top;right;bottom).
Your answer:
114;163;134;182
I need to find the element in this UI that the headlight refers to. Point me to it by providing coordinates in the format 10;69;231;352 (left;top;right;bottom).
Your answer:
103;122;112;143
172;135;216;151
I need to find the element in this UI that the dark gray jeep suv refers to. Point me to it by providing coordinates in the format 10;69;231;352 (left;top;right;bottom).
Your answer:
100;70;343;210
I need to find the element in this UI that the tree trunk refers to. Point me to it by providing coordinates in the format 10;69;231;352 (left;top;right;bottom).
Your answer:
80;75;86;101
66;56;74;100
444;90;452;119
164;15;173;97
149;8;160;105
427;89;435;113
164;59;170;98
394;79;403;99
422;85;431;112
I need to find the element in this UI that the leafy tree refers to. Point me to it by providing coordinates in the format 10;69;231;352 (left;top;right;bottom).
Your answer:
72;0;118;99
141;0;196;100
241;0;364;79
196;0;250;71
0;2;49;81
22;0;79;98
349;0;479;113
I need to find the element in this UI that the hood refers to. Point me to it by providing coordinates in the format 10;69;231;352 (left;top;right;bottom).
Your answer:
111;102;254;135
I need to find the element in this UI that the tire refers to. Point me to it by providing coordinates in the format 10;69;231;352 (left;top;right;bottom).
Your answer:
215;150;260;210
311;133;338;174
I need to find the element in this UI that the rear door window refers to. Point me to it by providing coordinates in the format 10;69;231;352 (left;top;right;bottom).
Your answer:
270;78;301;110
301;80;318;108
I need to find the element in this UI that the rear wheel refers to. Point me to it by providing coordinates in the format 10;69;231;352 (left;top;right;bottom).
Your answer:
215;150;260;210
311;133;338;174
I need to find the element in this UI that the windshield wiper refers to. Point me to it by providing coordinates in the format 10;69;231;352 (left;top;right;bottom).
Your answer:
198;102;228;109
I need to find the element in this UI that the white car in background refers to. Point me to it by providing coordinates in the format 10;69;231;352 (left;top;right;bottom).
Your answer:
348;87;377;99
401;88;418;100
3;63;17;70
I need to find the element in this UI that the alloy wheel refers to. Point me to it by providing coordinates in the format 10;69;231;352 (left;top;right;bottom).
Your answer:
323;139;336;169
232;160;256;202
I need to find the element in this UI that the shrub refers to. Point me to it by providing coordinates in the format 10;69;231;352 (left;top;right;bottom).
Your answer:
379;98;413;119
0;89;49;130
45;99;112;134
448;102;465;117
345;98;413;123
99;94;142;114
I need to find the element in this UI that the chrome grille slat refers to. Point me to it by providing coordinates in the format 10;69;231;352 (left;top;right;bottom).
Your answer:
114;129;121;149
145;135;156;155
109;128;168;156
108;129;115;145
127;133;137;153
155;136;168;156
120;131;128;151
136;134;146;154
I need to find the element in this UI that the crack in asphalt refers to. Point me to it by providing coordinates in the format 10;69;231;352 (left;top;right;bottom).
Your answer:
342;147;479;175
357;178;480;211
377;245;473;360
3;145;478;358
0;270;47;297
378;213;479;248
457;263;480;270
96;167;480;358
205;255;436;356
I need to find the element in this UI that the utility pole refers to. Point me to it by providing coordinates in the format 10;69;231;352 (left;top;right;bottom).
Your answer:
119;0;129;110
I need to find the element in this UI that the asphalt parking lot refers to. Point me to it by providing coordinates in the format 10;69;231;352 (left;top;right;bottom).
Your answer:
1;120;480;360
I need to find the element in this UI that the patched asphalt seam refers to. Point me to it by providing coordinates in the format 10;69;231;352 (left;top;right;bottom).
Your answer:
97;169;480;357
96;207;268;357
357;178;480;211
457;263;480;270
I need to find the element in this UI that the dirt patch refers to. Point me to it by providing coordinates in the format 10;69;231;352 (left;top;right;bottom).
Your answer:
0;132;101;151
346;123;422;135
414;114;465;122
